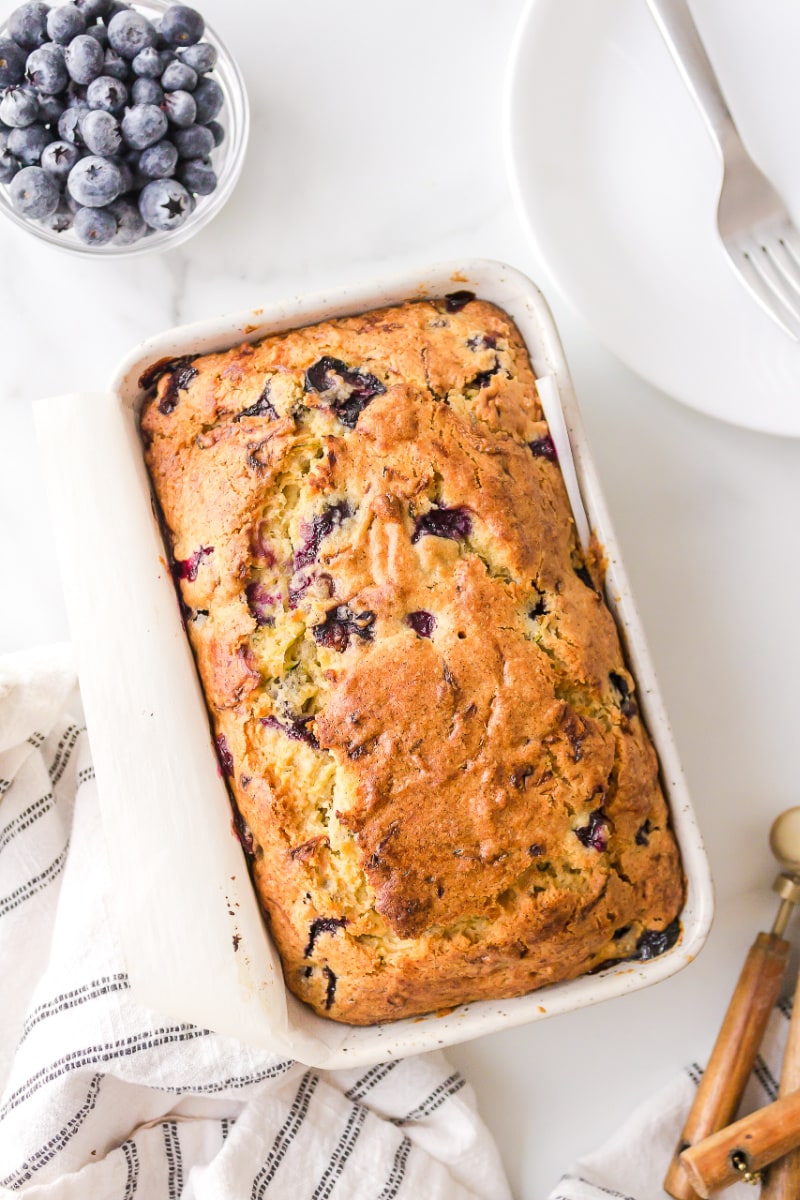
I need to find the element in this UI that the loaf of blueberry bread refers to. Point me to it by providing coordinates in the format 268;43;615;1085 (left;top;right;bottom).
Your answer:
139;292;684;1025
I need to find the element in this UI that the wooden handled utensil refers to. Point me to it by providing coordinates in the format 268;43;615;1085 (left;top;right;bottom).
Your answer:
663;808;800;1200
675;809;800;1198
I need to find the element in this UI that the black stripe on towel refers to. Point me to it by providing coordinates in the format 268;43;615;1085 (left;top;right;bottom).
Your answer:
0;791;54;856
251;1071;319;1200
344;1060;399;1102
0;1074;103;1189
19;974;130;1043
0;841;69;918
162;1060;295;1096
162;1120;183;1200
312;1103;368;1200
121;1138;139;1199
0;1025;210;1118
393;1072;465;1124
48;724;84;785
377;1135;412;1200
753;1053;779;1102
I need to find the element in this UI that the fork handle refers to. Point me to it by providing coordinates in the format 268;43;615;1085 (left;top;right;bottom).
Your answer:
644;0;739;156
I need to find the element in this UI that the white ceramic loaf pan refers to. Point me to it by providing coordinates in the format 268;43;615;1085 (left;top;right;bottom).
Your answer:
34;259;713;1069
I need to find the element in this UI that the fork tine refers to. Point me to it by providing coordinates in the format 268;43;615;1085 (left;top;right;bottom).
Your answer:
741;235;800;319
762;241;800;307
733;239;800;340
778;224;800;266
773;227;800;294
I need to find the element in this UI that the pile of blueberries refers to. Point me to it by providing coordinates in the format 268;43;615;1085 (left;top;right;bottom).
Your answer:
0;0;226;246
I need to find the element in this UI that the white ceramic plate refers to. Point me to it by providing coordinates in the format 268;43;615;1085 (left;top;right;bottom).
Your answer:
504;0;800;437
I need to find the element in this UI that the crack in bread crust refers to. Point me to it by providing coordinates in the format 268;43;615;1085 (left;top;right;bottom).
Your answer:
141;296;684;1025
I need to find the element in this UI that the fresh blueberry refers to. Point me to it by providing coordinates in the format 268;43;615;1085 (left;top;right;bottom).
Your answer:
178;41;215;74
0;86;39;128
138;137;177;178
107;195;146;243
9;164;59;218
159;5;205;48
191;75;222;123
73;203;116;243
107;9;156;58
64;34;104;84
34;91;66;124
130;75;163;105
67;153;121;205
79;107;121;155
131;45;162;77
29;41;66;95
74;0;112;17
206;118;224;147
160;58;195;91
102;47;129;80
138;176;192;229
0;147;20;183
410;504;472;544
46;4;86;44
0;39;27;87
41;196;73;231
8;121;51;164
64;79;87;105
178;155;215;194
40;137;80;179
121;102;167;148
82;22;108;46
172;121;213;159
57;102;87;143
7;3;50;51
112;153;134;191
86;73;127;112
162;87;195;127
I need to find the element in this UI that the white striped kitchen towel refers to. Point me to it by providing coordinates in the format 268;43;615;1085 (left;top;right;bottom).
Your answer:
0;645;512;1200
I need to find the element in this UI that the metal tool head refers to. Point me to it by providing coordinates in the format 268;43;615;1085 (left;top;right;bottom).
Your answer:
770;808;800;877
770;809;800;930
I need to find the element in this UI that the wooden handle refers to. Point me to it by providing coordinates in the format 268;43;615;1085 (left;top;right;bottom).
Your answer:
679;1088;800;1196
663;931;790;1200
762;972;800;1199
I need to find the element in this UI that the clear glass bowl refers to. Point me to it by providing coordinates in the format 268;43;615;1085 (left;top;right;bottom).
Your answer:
0;0;249;257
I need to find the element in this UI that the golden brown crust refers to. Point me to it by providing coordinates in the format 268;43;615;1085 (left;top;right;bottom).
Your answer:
141;295;684;1025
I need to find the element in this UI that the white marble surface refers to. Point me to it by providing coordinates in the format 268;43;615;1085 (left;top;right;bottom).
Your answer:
3;1;800;1196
